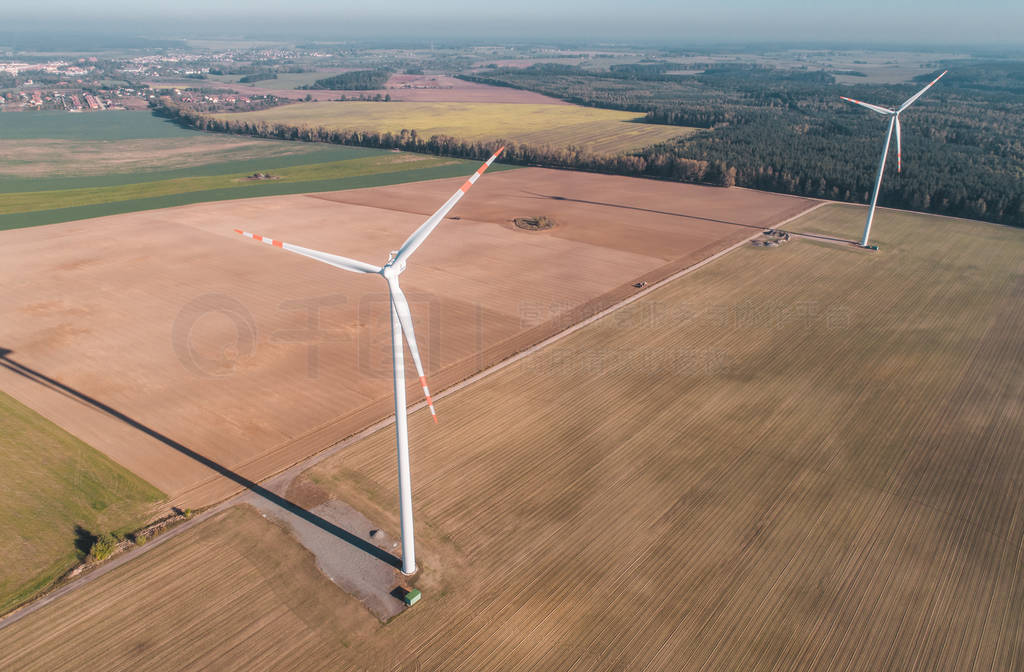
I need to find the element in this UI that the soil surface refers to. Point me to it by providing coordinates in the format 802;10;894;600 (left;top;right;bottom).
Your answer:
0;168;813;508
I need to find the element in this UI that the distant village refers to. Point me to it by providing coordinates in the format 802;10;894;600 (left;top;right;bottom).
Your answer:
0;48;300;112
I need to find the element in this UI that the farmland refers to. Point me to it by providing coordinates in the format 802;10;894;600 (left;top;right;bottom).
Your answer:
0;111;518;229
0;110;198;142
0;505;379;671
155;73;579;104
0;168;810;510
0;111;332;180
0;154;478;220
300;205;1024;670
214;101;697;155
0;389;162;615
0;136;335;180
298;204;1024;669
2;203;1020;669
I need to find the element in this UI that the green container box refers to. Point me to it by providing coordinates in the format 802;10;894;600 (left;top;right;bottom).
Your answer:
404;589;422;606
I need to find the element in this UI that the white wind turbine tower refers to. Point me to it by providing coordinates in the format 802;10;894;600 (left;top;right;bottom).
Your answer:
235;146;505;575
841;70;947;248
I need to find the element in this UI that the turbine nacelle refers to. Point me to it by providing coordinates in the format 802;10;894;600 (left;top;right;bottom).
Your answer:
840;70;946;176
382;257;406;279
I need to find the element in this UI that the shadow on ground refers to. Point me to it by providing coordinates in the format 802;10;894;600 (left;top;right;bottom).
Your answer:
524;191;858;245
0;348;402;572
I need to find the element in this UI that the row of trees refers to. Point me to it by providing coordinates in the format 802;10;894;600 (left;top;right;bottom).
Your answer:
238;72;278;83
151;97;737;186
209;63;310;76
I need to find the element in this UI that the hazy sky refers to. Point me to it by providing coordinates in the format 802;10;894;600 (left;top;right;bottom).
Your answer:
7;0;1024;45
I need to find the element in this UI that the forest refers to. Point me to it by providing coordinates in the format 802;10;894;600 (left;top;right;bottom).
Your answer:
459;61;1024;227
300;69;391;90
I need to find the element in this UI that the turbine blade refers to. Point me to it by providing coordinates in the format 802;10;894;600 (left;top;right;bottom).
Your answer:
840;97;895;116
898;70;947;112
895;115;902;173
234;229;381;274
394;146;505;265
388;279;437;423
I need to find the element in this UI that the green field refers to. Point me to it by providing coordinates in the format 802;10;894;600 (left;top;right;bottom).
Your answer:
215;101;696;154
0;110;198;140
0;144;379;190
0;390;164;615
0;110;518;230
0;154;467;216
0;156;515;230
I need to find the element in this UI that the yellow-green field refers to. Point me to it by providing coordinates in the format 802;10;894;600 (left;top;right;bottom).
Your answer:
0;390;163;615
215;101;696;154
2;204;1021;670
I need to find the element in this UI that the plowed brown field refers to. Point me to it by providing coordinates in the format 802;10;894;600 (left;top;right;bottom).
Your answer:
303;204;1024;670
0;169;811;507
3;204;1020;671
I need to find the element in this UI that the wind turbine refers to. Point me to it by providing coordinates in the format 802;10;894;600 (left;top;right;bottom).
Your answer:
235;146;505;575
841;70;947;248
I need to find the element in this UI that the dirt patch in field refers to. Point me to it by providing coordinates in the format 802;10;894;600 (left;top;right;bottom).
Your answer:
0;168;812;508
513;215;556;231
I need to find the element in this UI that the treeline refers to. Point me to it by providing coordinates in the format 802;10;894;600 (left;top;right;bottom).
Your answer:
300;69;391;90
456;61;1024;227
208;63;309;76
151;91;281;113
238;72;278;83
150;97;736;186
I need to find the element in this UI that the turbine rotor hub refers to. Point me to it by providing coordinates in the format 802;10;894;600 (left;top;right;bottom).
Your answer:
383;261;405;279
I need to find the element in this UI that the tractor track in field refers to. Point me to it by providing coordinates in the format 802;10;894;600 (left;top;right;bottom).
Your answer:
0;200;827;630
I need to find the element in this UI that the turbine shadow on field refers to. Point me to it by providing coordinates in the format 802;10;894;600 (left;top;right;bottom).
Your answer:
523;192;858;245
0;348;402;571
785;230;860;245
523;191;766;231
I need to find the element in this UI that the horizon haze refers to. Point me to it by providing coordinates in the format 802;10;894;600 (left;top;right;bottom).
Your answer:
4;0;1023;47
